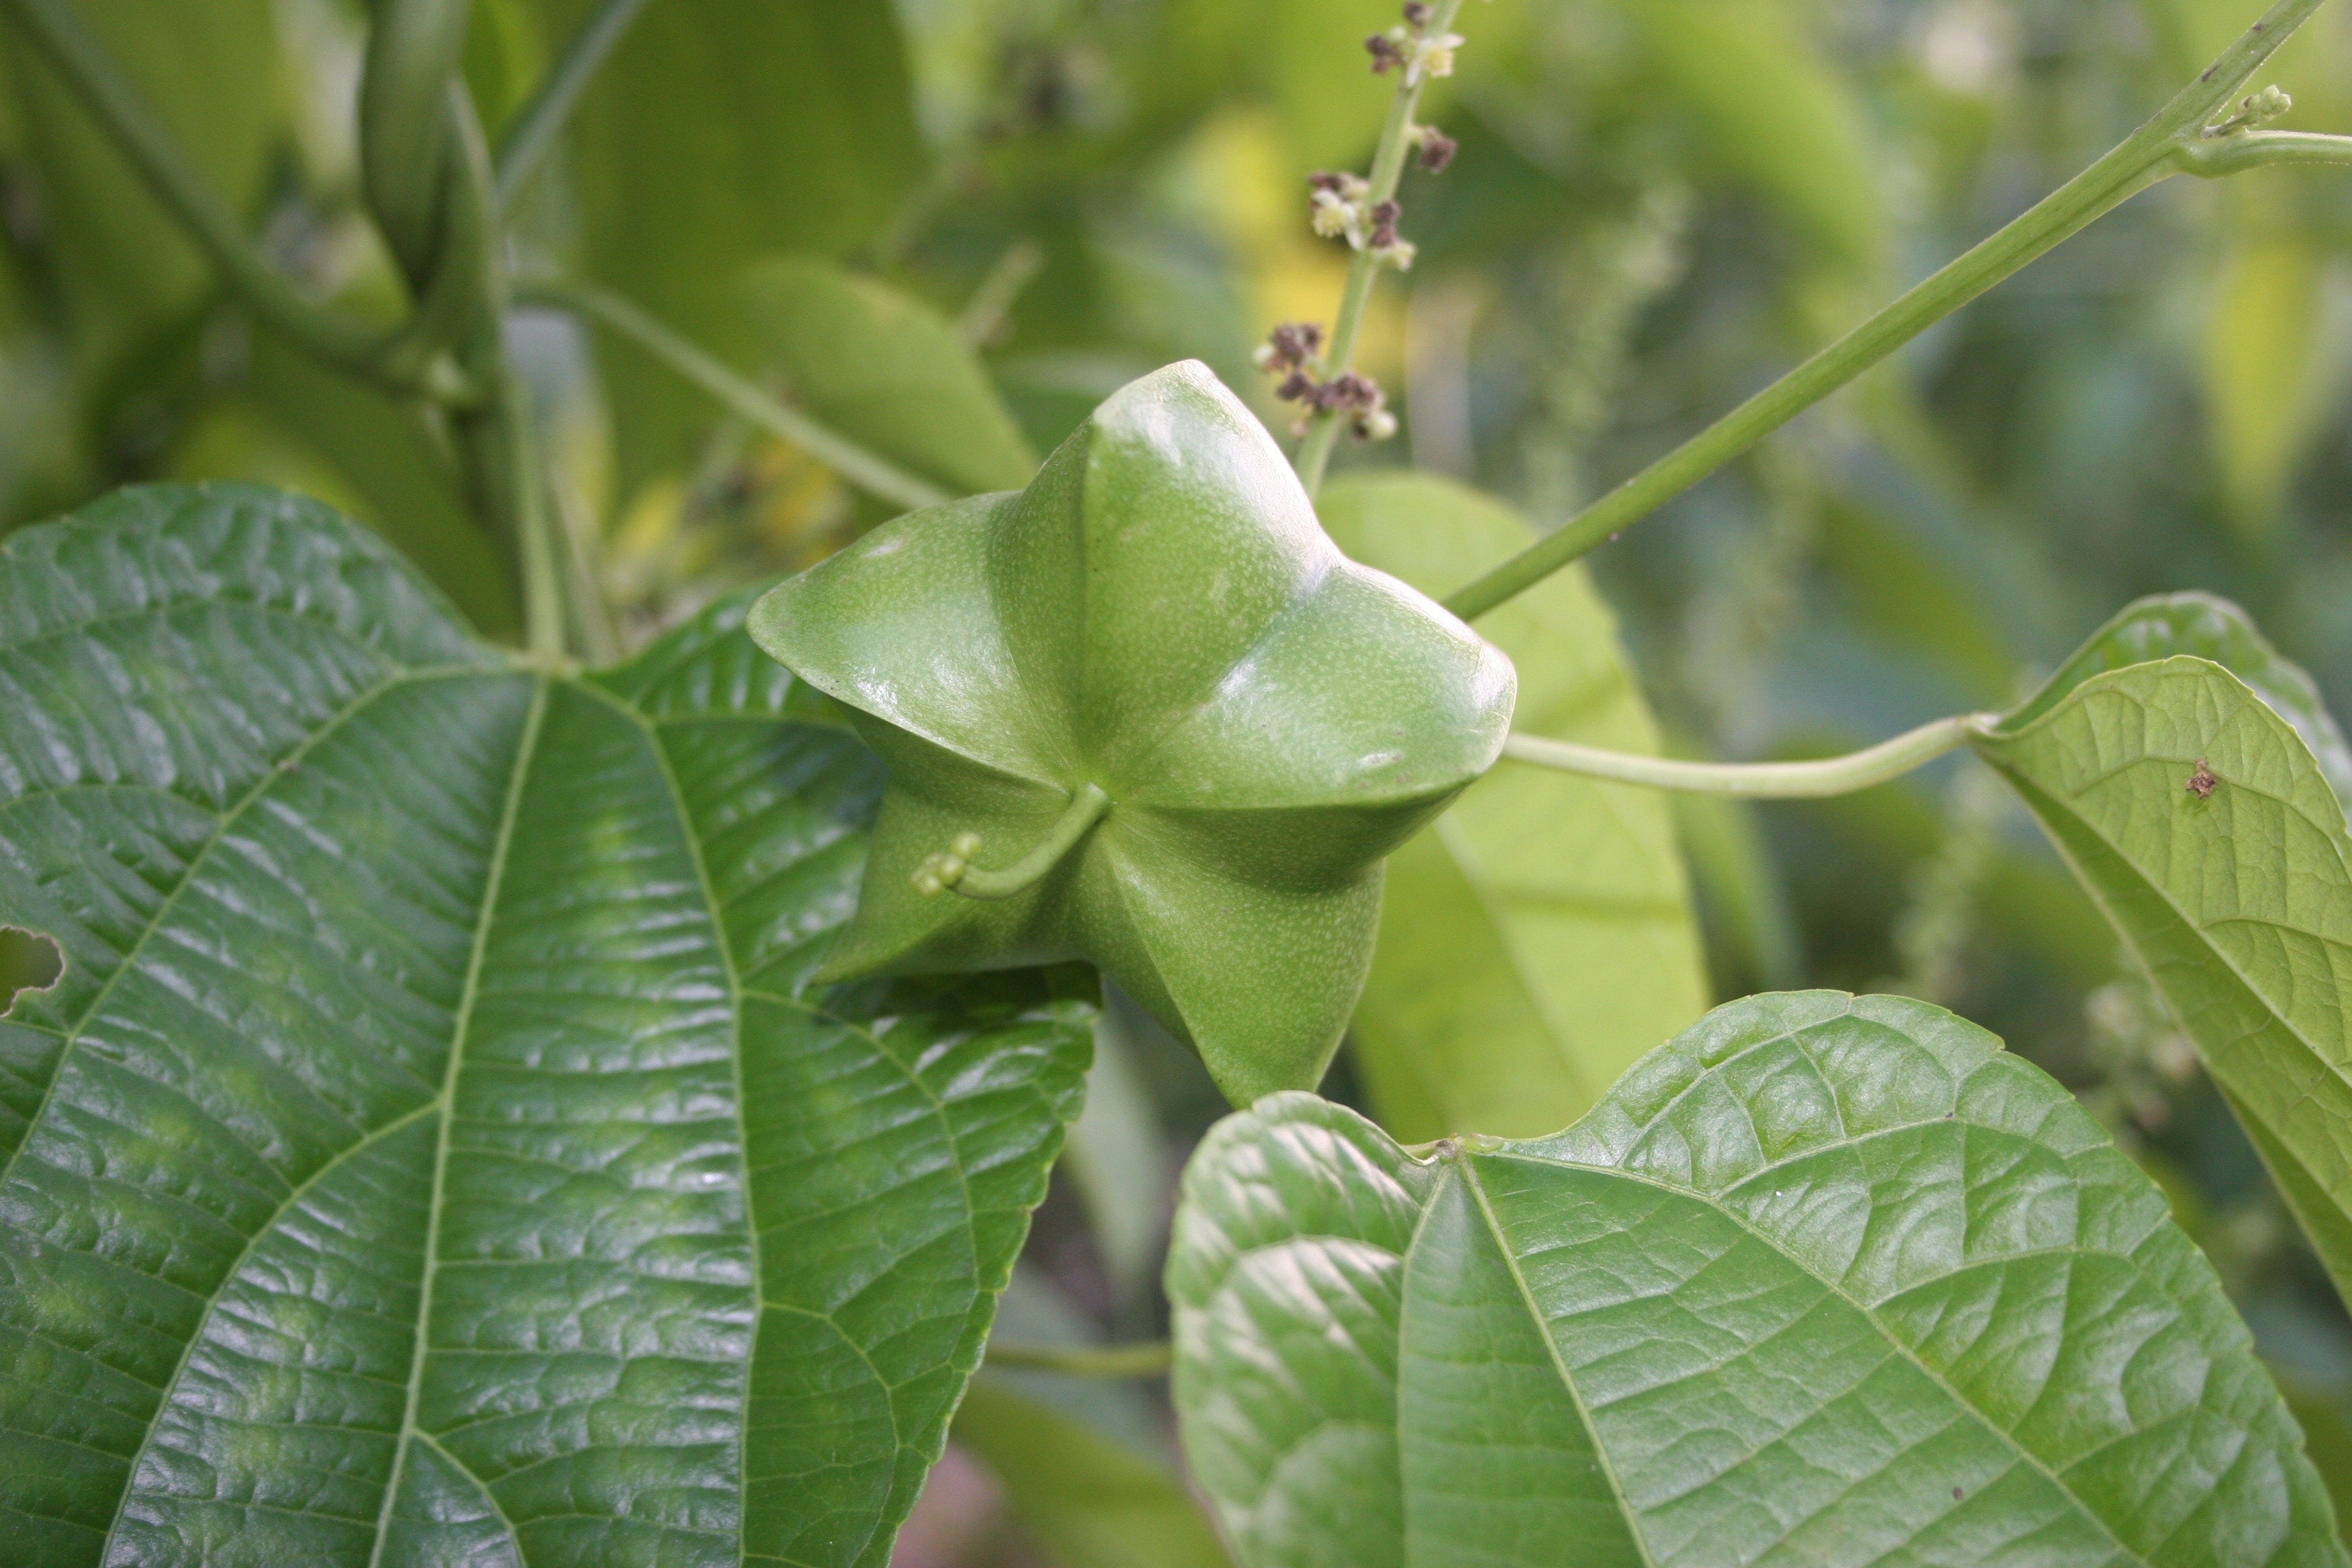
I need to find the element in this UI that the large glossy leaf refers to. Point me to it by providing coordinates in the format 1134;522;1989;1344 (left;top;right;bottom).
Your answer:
532;0;928;493
1169;991;2344;1568
1318;473;1708;1142
738;257;1037;499
0;483;1091;1567
1971;593;2352;1310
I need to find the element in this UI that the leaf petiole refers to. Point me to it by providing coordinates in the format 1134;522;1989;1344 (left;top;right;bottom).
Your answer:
984;1340;1174;1378
1441;0;2340;624
2174;128;2352;177
517;277;953;513
1502;714;1988;799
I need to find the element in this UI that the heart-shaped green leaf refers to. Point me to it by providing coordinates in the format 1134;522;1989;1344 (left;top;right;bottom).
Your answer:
0;484;1091;1567
1318;472;1709;1142
1169;992;2343;1568
750;362;1516;1106
1970;591;2352;1310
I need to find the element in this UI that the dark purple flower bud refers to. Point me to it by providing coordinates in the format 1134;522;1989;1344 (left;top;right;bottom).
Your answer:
1403;1;1432;26
1417;130;1458;173
1367;199;1402;249
1367;34;1404;72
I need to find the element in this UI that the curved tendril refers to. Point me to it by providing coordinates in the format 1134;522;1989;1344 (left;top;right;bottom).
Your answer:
914;783;1114;900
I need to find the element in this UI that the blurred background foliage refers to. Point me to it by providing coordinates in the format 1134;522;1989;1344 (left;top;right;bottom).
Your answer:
7;0;2352;1557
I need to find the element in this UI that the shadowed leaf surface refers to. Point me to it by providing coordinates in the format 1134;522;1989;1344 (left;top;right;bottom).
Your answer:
1320;473;1708;1142
0;484;1090;1567
1169;991;2343;1568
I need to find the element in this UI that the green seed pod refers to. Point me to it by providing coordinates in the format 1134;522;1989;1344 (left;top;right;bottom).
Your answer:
749;362;1516;1103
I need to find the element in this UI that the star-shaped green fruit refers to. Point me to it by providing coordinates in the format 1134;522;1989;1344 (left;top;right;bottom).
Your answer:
748;361;1516;1103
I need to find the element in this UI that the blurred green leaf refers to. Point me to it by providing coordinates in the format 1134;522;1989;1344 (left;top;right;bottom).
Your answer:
1973;593;2352;1308
465;0;550;134
1062;986;1174;1300
966;1271;1232;1568
956;1379;1232;1568
534;0;927;493
1668;787;1803;993
2203;235;2335;536
1262;0;1412;172
1320;472;1708;1142
1171;996;2343;1568
1608;0;1885;276
738;256;1036;497
3;0;284;392
239;316;520;637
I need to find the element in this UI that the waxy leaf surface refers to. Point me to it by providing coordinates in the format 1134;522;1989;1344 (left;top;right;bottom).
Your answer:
1971;592;2352;1310
750;362;1515;1106
1169;992;2342;1568
0;485;1091;1567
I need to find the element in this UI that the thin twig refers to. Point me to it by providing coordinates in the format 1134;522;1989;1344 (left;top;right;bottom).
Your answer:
1441;0;2338;623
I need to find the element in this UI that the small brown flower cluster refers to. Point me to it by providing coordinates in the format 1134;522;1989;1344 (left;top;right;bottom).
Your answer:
1308;173;1418;269
1365;1;1464;87
1253;324;1397;442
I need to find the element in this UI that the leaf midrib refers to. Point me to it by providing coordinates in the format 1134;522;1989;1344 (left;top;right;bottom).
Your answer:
1467;1146;2144;1564
1988;750;2352;1135
362;676;548;1568
1453;1155;1658;1568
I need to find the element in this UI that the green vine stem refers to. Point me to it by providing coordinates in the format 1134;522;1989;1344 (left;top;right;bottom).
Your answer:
983;1340;1175;1378
494;0;652;205
428;85;575;660
517;278;954;513
1502;714;1986;799
359;0;473;285
0;0;426;395
1441;0;2339;624
1293;0;1467;497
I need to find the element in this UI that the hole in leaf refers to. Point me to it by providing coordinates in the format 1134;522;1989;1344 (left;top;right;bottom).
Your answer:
1;926;62;1017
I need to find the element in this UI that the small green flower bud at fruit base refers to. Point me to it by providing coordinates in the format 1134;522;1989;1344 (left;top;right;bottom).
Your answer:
749;361;1516;1105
